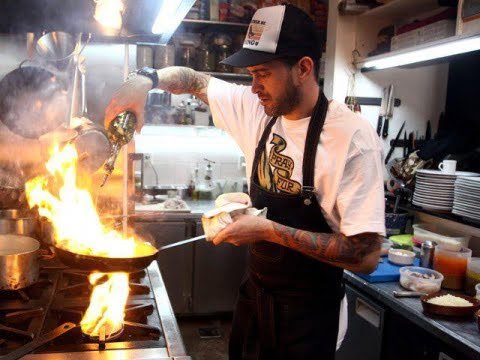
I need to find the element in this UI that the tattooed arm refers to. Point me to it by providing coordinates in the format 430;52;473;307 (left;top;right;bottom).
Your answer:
269;222;381;273
212;214;381;274
105;67;211;131
156;67;210;104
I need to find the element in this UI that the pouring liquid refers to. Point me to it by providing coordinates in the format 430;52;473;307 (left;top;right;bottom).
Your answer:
101;111;136;187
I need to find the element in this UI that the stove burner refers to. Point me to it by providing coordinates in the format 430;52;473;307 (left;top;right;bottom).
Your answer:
83;324;125;345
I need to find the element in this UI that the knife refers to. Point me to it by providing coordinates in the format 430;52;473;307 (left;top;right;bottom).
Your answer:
159;235;207;251
425;120;432;141
382;85;394;138
384;121;405;164
376;87;388;136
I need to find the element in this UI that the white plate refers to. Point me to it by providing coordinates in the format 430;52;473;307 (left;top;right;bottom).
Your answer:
412;200;452;211
413;192;453;200
456;176;480;183
416;178;456;186
416;169;479;177
452;209;480;221
415;186;455;194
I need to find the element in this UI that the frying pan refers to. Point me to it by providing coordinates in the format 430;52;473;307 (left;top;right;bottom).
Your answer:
53;245;159;273
52;230;207;272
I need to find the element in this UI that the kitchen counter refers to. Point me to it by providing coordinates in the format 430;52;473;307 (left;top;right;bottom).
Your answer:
134;200;215;222
344;271;480;358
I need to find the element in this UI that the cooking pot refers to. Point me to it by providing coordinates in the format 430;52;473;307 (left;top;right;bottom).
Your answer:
0;235;41;290
0;217;38;237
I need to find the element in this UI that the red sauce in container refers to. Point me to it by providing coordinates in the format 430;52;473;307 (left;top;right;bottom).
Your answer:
433;246;472;290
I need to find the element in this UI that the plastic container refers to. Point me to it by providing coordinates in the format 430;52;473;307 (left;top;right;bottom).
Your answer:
466;257;480;296
388;248;415;265
400;266;444;294
412;223;470;250
433;245;472;290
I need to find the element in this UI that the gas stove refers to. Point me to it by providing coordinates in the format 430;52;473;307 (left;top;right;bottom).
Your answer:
0;258;190;359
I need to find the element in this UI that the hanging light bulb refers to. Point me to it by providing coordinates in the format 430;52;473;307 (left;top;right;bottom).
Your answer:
94;0;124;31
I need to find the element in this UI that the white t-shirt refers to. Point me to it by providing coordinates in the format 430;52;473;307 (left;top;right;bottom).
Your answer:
208;77;386;237
208;77;385;349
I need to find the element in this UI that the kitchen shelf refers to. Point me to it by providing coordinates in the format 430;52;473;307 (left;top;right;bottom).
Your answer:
179;19;249;34
360;0;445;21
201;71;252;81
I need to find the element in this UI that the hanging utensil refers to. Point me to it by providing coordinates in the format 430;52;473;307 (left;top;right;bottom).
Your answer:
425;120;432;141
385;120;406;164
376;87;388;136
382;84;394;138
403;131;408;157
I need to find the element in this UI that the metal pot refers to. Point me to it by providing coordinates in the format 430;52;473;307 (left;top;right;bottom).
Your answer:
0;66;69;139
0;235;41;290
70;122;111;174
0;217;38;237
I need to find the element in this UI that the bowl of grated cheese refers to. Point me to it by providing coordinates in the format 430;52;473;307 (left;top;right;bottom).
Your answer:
421;293;480;317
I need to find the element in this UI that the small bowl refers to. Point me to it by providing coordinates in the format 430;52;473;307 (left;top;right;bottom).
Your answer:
388;248;415;265
421;293;480;317
399;266;443;294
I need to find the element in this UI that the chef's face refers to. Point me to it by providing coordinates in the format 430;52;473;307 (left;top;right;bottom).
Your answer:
247;60;300;117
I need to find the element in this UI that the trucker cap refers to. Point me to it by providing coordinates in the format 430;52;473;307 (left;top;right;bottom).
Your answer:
221;4;322;67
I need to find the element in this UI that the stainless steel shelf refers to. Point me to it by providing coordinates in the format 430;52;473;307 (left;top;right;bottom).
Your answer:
179;19;249;33
201;71;252;81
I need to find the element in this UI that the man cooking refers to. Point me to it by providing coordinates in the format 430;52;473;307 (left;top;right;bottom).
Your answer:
105;4;385;359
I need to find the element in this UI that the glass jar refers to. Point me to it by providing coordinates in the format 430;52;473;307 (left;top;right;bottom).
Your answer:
179;42;196;69
433;245;472;290
215;44;232;73
196;44;216;72
465;257;480;295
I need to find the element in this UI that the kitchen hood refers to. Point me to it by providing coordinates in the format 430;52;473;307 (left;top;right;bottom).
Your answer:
0;0;195;43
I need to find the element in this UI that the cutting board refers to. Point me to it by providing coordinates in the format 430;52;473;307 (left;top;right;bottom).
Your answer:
356;256;420;283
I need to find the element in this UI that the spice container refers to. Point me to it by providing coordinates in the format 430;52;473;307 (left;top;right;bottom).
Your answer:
433;245;472;290
466;257;480;296
215;44;232;73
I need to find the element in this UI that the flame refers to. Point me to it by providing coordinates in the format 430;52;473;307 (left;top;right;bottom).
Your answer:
80;272;129;337
25;143;155;337
25;143;156;258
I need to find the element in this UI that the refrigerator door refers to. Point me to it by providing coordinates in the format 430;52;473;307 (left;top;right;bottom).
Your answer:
336;284;385;360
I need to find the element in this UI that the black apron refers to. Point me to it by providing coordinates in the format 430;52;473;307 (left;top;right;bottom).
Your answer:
229;91;345;360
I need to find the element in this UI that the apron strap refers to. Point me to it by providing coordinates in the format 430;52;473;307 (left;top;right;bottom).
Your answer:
251;116;278;186
302;92;329;188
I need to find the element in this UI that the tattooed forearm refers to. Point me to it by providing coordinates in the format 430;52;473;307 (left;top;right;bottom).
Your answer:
156;67;211;104
270;222;381;272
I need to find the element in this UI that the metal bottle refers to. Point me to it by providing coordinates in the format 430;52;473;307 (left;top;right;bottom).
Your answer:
101;111;137;187
420;240;435;268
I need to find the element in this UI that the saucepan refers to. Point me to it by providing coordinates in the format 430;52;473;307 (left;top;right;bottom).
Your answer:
0;235;42;290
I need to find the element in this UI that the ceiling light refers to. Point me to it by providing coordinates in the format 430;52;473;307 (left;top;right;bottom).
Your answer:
152;0;196;44
360;34;480;71
94;0;124;31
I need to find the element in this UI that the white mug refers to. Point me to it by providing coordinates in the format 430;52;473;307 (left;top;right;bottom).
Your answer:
438;160;457;175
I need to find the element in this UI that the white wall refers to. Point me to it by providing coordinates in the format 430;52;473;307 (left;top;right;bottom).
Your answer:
135;126;246;189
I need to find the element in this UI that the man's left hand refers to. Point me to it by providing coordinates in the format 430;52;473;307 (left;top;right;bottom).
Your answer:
212;214;270;246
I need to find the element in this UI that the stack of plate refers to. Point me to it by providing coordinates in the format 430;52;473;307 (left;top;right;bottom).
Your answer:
413;170;479;211
453;177;480;223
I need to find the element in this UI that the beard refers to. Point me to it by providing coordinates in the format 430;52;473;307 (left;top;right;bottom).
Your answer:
263;75;301;117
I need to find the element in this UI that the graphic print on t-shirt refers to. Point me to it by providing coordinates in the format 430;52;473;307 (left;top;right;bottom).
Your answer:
257;133;302;194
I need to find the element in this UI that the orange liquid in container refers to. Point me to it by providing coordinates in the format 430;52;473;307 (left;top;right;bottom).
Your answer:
433;246;472;290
